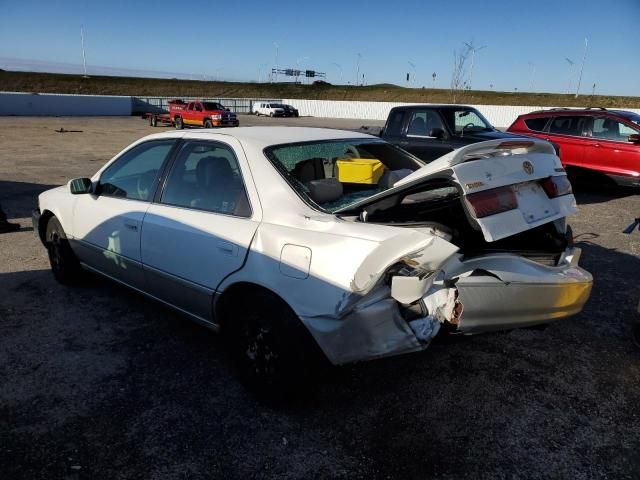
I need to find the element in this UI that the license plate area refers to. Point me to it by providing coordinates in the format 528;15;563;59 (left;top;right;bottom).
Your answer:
515;181;558;223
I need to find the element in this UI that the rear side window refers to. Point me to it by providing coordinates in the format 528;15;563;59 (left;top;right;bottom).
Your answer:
161;141;251;217
549;116;587;136
524;117;549;132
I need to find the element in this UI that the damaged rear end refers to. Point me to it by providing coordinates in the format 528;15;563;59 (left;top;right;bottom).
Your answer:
307;139;592;365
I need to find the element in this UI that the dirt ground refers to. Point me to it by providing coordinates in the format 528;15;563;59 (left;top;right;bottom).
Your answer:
1;116;639;480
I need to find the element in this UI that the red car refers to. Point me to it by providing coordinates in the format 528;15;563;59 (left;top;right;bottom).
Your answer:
507;108;640;187
146;100;239;129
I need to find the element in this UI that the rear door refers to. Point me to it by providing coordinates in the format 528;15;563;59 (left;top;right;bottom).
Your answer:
398;109;452;162
545;115;588;169
140;136;261;321
585;116;640;179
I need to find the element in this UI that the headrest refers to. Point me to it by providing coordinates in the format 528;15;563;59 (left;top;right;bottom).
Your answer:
305;178;343;204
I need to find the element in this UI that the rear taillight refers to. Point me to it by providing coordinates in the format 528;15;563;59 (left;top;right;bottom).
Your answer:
466;186;518;218
541;176;572;198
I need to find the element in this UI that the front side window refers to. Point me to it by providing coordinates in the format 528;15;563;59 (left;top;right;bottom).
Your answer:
265;139;424;212
591;117;635;141
524;117;550;132
202;102;224;110
99;140;175;201
440;109;493;134
161;141;251;217
548;116;587;136
406;111;445;136
194;103;203;112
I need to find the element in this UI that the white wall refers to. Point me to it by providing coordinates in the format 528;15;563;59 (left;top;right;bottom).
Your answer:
283;98;640;129
0;92;132;116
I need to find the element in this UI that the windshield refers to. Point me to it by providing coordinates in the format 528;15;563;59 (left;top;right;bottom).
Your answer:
202;102;226;111
265;139;424;212
621;112;640;128
441;109;493;133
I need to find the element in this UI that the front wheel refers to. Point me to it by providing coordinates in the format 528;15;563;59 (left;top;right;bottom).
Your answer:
174;117;184;130
269;112;274;117
204;119;213;128
45;216;82;285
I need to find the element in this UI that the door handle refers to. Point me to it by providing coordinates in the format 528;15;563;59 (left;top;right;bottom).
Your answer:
124;220;138;232
217;240;237;256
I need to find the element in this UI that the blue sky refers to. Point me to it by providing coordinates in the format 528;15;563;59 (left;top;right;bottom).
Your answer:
0;0;638;95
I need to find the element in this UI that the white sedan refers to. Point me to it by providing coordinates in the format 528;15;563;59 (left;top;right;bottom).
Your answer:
33;127;593;389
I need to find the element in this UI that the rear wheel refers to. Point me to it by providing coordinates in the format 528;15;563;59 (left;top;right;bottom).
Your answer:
174;117;184;130
45;216;82;285
224;289;324;398
149;115;158;127
204;119;213;128
269;112;274;117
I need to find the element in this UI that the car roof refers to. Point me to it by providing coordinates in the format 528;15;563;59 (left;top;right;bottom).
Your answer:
522;108;637;117
145;127;377;149
391;104;476;111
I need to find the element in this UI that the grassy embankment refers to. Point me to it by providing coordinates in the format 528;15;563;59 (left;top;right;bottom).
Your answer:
1;70;639;108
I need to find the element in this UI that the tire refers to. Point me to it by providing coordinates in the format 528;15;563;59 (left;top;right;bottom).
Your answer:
174;117;184;130
149;115;158;127
255;111;260;116
269;112;274;117
225;289;324;398
45;216;82;285
204;119;213;128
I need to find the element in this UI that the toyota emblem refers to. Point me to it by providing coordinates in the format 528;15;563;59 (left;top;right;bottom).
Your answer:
523;161;534;175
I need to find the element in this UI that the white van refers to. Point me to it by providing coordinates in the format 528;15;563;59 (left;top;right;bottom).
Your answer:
253;103;285;117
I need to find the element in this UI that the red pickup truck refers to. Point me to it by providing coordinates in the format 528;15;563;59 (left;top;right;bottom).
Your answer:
147;100;239;129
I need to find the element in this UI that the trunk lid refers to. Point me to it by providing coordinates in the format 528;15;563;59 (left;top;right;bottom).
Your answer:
336;138;577;242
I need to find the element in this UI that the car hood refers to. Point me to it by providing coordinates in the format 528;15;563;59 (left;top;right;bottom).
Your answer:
457;130;519;141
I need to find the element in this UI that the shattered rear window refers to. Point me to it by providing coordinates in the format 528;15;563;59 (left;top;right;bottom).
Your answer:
265;139;424;212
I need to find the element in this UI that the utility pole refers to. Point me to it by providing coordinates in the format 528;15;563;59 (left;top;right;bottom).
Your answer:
355;53;361;86
528;62;536;91
432;72;436;88
408;61;416;87
464;42;486;90
575;38;588;98
332;63;343;84
80;26;88;76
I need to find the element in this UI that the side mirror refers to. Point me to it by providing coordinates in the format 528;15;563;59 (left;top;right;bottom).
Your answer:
628;133;640;144
69;177;93;195
429;127;445;139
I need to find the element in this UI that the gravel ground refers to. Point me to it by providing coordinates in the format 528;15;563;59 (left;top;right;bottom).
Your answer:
0;116;639;480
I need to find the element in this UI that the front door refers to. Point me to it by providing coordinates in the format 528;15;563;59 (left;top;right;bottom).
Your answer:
71;139;178;289
400;110;452;162
585;116;640;179
140;138;261;321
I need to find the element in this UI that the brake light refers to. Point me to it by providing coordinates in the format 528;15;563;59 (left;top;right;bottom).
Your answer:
466;186;518;218
541;176;572;198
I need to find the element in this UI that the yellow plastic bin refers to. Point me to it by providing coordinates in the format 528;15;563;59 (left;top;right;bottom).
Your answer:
337;158;385;184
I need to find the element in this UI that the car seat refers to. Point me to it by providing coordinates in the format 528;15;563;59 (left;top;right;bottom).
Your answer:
408;116;426;135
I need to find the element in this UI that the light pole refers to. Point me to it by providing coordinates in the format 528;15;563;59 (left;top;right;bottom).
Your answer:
296;56;309;84
565;57;575;94
528;62;536;92
355;53;362;86
464;42;486;90
575;38;588;98
432;72;436;89
408;61;416;87
80;25;88;76
273;42;279;83
332;63;343;84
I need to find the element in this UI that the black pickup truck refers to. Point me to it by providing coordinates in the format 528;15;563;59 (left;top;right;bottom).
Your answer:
378;104;521;162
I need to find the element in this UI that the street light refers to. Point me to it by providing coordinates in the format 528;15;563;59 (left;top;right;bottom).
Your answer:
408;61;416;87
564;57;575;94
528;62;536;92
355;53;362;86
575;38;588;98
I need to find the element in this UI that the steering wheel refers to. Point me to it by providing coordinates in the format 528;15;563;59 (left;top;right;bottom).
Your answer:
344;145;360;158
463;122;476;130
136;170;157;200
